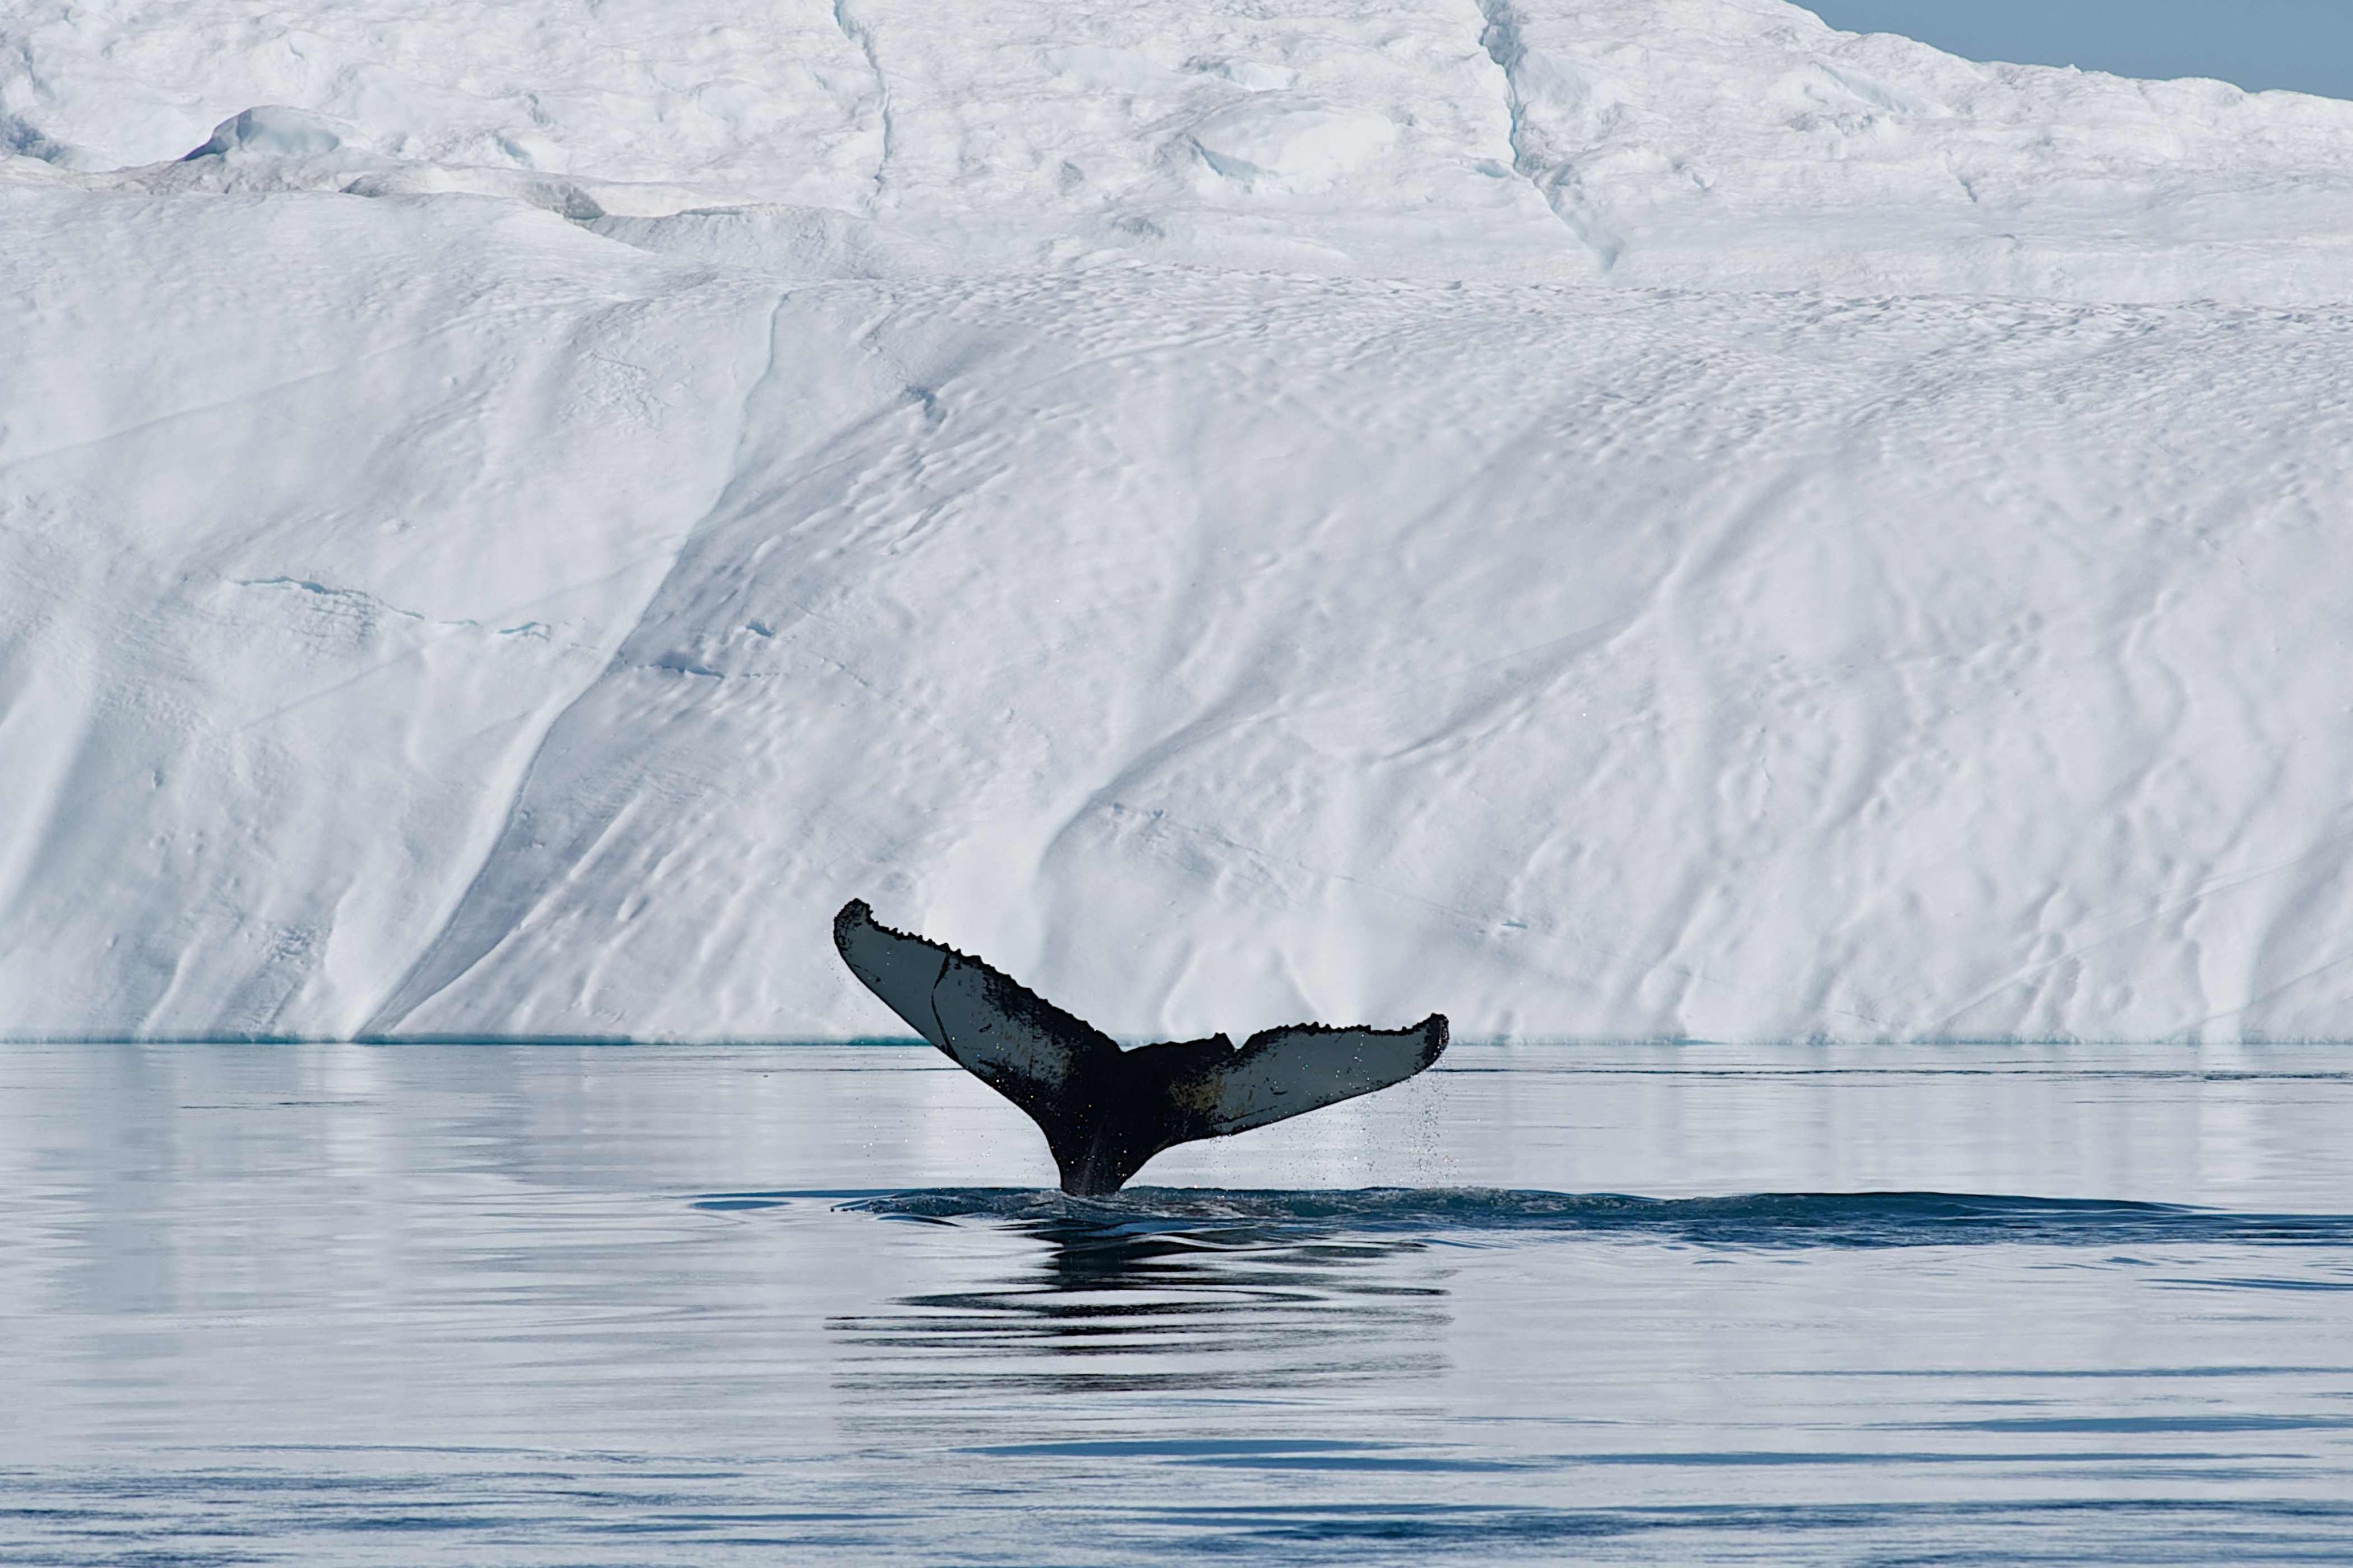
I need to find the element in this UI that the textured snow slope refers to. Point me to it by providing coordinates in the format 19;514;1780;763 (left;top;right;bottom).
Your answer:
5;1;2353;1039
13;0;2353;294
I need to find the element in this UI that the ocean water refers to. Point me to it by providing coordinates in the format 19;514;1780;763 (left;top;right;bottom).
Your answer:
4;1041;2351;1565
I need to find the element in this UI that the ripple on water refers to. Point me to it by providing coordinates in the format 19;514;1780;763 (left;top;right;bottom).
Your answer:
708;1185;2353;1249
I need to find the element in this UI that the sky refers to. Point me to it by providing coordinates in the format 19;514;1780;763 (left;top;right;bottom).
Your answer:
1802;0;2353;102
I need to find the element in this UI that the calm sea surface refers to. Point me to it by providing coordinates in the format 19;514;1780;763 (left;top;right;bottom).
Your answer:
5;1041;2352;1565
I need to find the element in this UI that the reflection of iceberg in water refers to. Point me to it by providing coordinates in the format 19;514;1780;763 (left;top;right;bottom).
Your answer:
825;1199;1449;1401
779;1180;2353;1415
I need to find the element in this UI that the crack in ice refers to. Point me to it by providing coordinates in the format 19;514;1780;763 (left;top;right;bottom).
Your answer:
832;0;893;207
1473;0;1621;269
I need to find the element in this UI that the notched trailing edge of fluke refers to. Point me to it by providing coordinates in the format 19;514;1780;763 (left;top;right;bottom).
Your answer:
831;897;1447;1195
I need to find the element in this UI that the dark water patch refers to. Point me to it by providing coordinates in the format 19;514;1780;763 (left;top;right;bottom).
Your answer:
821;1187;2353;1250
1119;1496;2353;1558
957;1438;1548;1477
690;1188;903;1211
967;1435;2305;1472
1928;1414;2353;1435
2153;1275;2353;1293
975;1437;1384;1458
1552;1448;2282;1466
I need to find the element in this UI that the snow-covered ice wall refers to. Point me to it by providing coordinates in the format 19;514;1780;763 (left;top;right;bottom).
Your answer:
6;0;2353;1040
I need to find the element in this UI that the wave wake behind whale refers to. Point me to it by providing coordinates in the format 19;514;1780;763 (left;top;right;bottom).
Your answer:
708;1187;2353;1251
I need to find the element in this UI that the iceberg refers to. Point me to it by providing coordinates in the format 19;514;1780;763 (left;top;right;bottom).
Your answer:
5;1;2353;1041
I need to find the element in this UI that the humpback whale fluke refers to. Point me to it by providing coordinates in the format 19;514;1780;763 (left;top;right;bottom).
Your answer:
832;899;1449;1196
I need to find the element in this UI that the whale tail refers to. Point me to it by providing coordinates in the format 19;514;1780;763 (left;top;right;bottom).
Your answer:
832;899;1449;1196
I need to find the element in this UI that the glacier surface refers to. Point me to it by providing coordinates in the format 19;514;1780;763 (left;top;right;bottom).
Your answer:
5;0;2353;1040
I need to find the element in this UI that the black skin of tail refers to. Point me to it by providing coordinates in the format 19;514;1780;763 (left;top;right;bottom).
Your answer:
1040;1036;1249;1196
